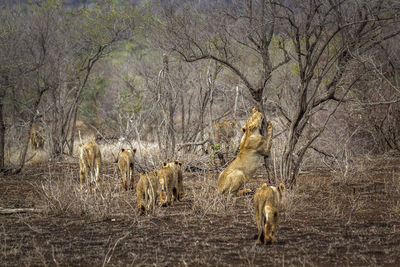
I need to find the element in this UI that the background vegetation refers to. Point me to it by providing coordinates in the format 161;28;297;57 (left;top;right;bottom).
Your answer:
1;0;399;186
0;1;400;265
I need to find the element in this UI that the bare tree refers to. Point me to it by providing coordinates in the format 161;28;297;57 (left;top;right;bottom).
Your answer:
0;3;54;174
274;0;400;186
153;0;400;186
43;2;135;158
0;1;136;172
153;0;292;183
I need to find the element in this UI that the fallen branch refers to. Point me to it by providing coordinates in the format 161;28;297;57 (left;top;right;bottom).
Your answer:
177;140;208;151
0;207;42;215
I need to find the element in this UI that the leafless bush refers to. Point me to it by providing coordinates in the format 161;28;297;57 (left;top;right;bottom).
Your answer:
280;186;300;223
189;171;237;217
34;166;139;220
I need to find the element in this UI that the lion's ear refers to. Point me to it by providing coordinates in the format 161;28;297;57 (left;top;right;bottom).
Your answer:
121;148;125;152
78;143;83;147
261;183;268;190
252;107;259;113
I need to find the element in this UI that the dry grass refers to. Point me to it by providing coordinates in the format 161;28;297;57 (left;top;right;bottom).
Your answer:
1;151;400;266
33;162;140;220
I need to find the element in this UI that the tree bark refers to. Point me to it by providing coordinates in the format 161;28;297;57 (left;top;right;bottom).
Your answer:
12;88;46;175
0;85;5;171
0;72;8;172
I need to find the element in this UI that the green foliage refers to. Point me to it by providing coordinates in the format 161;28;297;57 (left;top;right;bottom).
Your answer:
208;144;221;159
211;144;221;150
78;76;107;124
118;82;144;115
70;0;136;69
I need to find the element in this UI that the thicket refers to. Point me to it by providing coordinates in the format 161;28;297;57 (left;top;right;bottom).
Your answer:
0;0;399;186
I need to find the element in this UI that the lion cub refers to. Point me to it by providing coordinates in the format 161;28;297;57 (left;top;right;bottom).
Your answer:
136;171;162;215
30;125;45;150
118;148;137;191
218;107;273;196
157;162;179;206
78;141;102;190
173;160;184;201
254;183;285;244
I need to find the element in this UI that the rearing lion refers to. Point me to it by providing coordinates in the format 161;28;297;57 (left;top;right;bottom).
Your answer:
78;141;101;190
217;107;273;196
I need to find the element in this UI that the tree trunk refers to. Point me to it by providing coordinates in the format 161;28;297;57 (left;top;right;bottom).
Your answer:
181;94;185;143
258;100;275;185
69;104;79;155
12;89;46;175
168;98;175;158
0;86;5;171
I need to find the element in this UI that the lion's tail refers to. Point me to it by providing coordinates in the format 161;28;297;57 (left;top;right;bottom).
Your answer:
258;198;267;242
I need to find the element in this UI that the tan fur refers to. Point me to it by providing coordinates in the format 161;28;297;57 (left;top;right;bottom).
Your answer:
254;183;285;244
118;148;137;191
157;162;178;206
136;171;162;215
78;141;101;190
30;125;44;150
170;160;184;201
212;121;237;145
218;108;273;196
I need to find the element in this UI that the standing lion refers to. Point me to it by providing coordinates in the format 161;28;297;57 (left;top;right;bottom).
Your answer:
157;162;178;206
136;171;162;215
217;107;273;196
118;148;137;191
78;141;102;190
254;183;285;244
30;125;45;150
173;160;184;201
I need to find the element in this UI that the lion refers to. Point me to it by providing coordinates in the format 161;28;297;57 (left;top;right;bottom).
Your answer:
30;125;45;150
217;107;273;196
118;148;137;191
174;160;184;201
136;171;163;215
78;141;102;190
168;160;184;201
254;183;285;244
157;162;179;206
211;121;238;146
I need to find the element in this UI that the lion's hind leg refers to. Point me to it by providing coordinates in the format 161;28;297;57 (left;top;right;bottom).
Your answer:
94;155;101;186
222;170;249;196
79;161;86;190
255;199;266;243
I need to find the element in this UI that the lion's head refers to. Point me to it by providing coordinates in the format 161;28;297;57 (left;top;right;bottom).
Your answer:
241;107;263;135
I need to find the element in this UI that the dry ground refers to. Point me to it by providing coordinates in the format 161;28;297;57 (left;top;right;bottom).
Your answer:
1;155;400;266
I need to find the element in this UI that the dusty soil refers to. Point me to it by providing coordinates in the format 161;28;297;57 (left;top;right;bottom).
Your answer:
1;156;400;266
